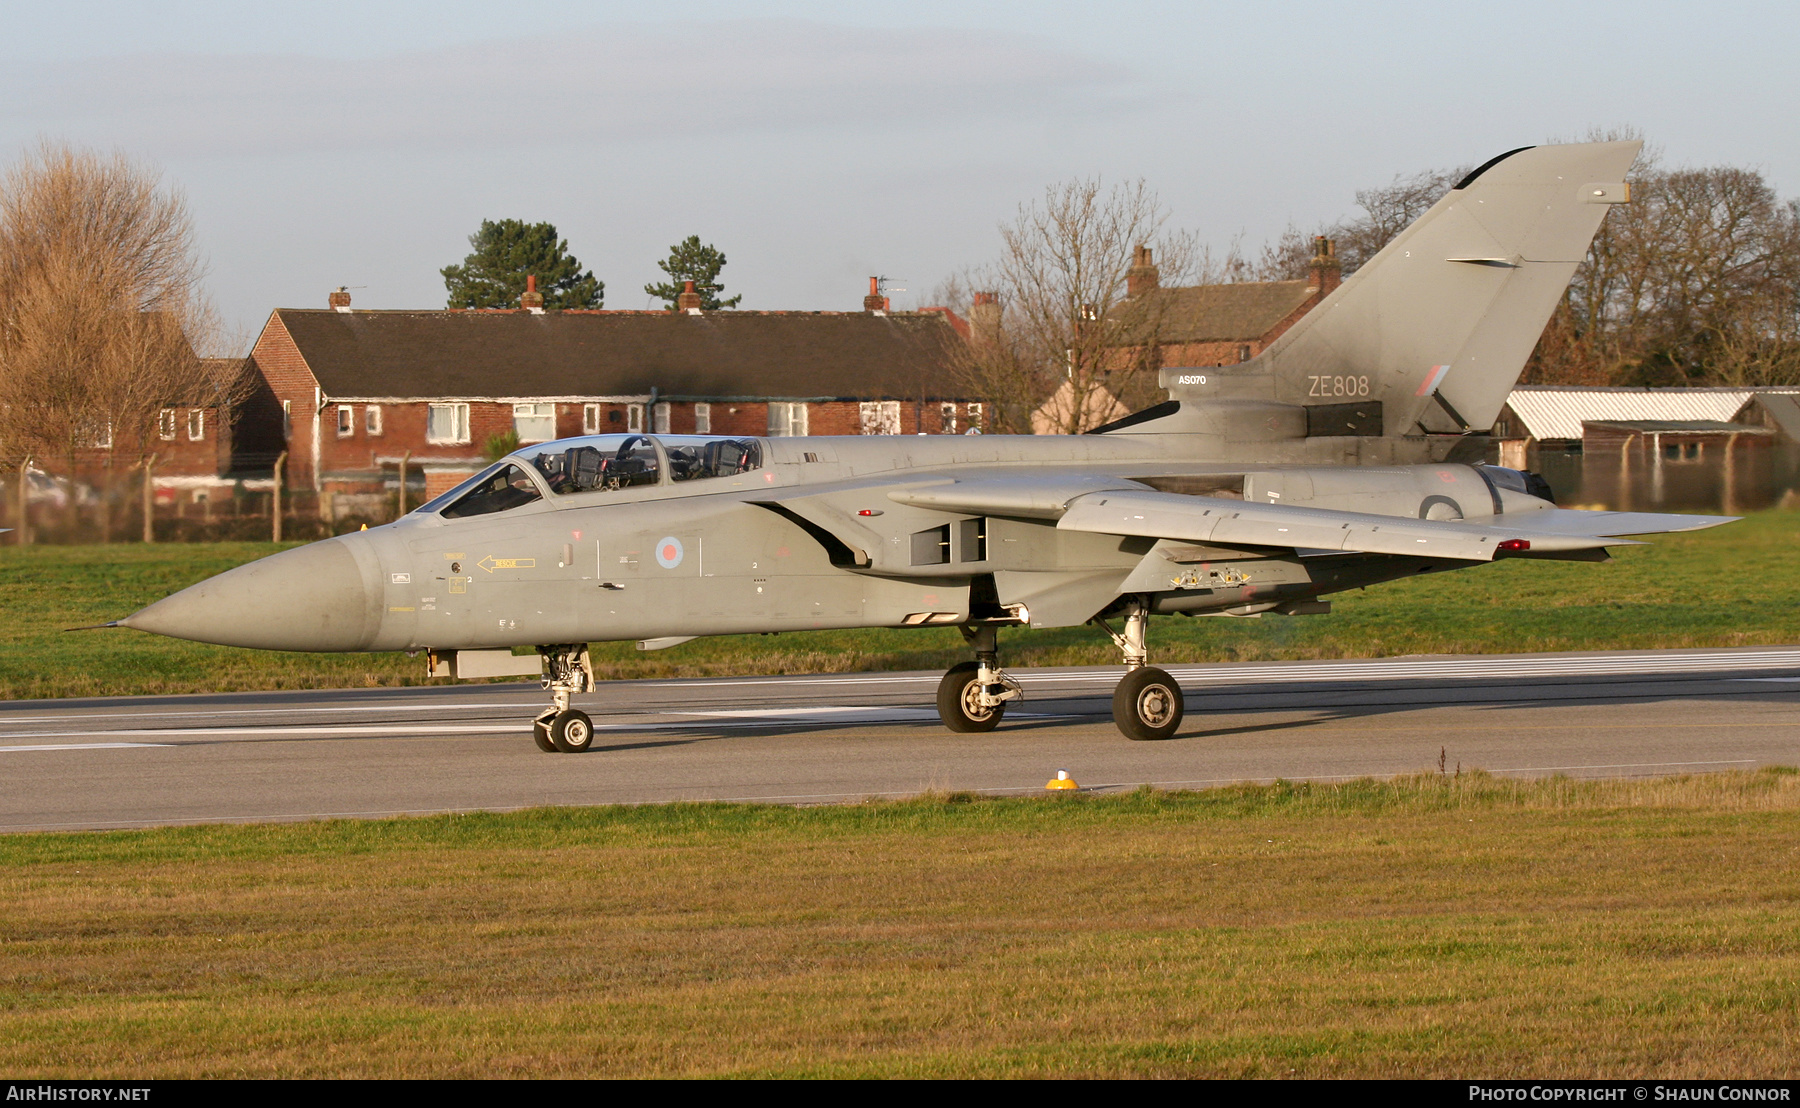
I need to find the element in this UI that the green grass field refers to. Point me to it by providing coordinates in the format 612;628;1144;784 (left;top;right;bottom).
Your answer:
3;510;1798;700
3;773;1797;1078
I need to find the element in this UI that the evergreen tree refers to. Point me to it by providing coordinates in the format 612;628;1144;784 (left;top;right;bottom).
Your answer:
645;235;742;309
441;219;603;309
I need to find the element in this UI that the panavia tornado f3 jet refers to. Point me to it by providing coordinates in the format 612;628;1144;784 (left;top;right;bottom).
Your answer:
117;140;1732;749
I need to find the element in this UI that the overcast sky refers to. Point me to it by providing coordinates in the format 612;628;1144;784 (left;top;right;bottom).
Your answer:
3;0;1794;339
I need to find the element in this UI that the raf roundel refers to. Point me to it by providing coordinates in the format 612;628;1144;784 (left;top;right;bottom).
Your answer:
654;536;684;569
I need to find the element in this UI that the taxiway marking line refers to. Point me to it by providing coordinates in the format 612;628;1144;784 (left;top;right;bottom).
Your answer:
0;742;173;752
0;709;1079;742
0;701;543;726
670;653;1800;690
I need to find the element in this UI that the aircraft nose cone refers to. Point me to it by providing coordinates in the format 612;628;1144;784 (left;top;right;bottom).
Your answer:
122;536;382;651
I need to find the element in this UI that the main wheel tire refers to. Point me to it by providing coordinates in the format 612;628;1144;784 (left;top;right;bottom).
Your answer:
550;709;595;753
532;716;556;753
937;661;1005;733
1112;666;1183;741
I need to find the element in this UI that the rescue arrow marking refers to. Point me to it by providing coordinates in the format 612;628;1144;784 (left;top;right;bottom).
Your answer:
477;556;536;573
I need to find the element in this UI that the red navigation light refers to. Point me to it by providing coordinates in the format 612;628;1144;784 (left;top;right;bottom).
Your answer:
1496;539;1531;553
857;509;883;517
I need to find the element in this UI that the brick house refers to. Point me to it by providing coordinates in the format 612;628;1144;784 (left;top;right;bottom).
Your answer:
50;357;256;508
1113;239;1343;368
240;292;982;517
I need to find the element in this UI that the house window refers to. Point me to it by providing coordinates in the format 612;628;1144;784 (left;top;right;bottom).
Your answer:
187;409;205;441
966;403;983;433
513;402;556;443
653;402;671;434
365;406;383;435
859;401;900;435
89;422;113;449
768;402;808;437
1237;344;1253;363
427;402;471;444
627;404;645;432
337;405;354;437
281;399;291;439
583;404;601;435
940;402;957;434
158;409;177;440
694;403;711;434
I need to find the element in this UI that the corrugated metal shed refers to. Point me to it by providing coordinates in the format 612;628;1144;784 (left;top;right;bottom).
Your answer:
1501;387;1800;442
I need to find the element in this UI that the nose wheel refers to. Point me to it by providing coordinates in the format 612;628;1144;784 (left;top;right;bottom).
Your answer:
534;644;596;753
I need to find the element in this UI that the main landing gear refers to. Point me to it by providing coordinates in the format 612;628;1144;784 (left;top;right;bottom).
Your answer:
533;644;595;753
933;599;1185;741
1094;598;1184;741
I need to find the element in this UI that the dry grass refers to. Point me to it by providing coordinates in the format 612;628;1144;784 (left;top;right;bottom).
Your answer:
3;770;1798;1078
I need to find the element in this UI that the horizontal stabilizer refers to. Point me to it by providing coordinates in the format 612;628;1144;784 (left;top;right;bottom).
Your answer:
1496;508;1737;537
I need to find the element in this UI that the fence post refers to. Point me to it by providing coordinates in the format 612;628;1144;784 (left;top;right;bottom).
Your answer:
272;451;287;543
141;453;157;543
14;456;29;546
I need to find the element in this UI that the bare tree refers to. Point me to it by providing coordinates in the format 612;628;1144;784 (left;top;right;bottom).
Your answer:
0;141;242;541
1252;164;1471;282
942;178;1202;433
1526;144;1800;386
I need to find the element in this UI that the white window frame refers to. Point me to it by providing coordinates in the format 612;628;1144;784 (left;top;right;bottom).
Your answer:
768;402;809;437
158;409;177;441
582;403;602;435
940;402;957;434
966;403;983;433
513;402;557;443
653;402;671;434
693;402;711;435
281;399;291;439
859;401;900;435
187;409;205;442
627;403;645;432
365;406;383;436
336;405;354;437
427;402;471;445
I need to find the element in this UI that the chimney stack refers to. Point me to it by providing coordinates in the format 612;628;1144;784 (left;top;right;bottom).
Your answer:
677;279;703;313
328;287;352;312
1126;245;1160;297
864;276;889;313
520;274;545;313
969;291;1002;345
1310;237;1341;295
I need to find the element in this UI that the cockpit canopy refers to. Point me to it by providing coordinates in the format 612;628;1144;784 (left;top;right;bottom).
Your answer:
520;434;762;493
419;434;765;519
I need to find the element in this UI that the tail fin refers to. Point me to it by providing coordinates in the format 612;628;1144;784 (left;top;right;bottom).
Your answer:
1163;141;1640;435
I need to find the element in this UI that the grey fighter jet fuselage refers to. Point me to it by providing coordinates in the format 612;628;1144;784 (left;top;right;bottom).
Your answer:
119;141;1733;749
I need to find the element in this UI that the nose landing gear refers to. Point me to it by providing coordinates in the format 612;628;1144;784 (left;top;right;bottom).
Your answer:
534;644;595;753
1093;598;1184;741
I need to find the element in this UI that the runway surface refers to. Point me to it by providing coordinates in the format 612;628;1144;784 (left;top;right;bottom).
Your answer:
4;645;1800;831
